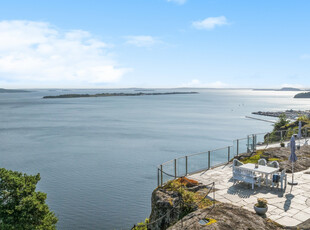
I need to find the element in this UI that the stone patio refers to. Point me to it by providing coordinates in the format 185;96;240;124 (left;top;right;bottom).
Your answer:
189;163;310;227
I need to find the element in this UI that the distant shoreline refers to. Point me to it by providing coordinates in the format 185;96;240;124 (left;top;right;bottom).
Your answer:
42;92;198;99
0;88;30;93
252;109;310;120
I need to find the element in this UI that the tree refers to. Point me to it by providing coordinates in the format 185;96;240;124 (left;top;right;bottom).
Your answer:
273;113;289;131
0;168;58;230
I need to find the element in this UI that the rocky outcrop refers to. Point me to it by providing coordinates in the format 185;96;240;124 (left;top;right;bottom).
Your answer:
148;188;183;230
260;145;310;173
167;203;283;230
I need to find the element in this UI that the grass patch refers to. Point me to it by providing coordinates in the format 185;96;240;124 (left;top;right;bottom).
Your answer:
240;150;282;164
268;158;282;162
240;150;264;164
132;218;149;230
164;180;213;217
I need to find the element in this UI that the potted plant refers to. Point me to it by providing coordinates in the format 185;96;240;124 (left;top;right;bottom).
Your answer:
254;198;268;215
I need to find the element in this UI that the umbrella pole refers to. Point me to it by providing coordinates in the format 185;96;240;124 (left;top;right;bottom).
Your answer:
288;161;298;185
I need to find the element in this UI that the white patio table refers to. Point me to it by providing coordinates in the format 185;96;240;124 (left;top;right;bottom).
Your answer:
239;163;279;186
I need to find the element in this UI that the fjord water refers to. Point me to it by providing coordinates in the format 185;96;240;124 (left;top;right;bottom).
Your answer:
1;89;309;229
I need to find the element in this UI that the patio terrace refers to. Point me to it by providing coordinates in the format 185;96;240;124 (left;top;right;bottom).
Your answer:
188;163;310;227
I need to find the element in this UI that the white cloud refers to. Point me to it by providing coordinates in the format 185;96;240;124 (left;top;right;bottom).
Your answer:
0;20;129;87
166;0;187;5
192;16;228;30
180;79;228;88
125;35;161;47
300;54;310;60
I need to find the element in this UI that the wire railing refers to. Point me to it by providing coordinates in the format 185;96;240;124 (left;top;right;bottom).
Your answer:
157;127;309;186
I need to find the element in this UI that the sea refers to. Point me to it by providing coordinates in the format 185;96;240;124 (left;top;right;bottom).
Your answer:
1;88;309;229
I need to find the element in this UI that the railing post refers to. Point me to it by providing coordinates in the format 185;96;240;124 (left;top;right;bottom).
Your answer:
185;156;188;175
252;134;255;152
247;135;250;153
237;139;239;156
160;165;163;186
174;159;177;179
157;168;160;187
227;146;230;162
208;151;211;169
280;130;283;141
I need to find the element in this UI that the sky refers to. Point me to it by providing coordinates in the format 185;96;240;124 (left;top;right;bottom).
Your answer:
0;0;310;88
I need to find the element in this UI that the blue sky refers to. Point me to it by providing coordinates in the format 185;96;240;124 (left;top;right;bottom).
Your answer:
0;0;309;88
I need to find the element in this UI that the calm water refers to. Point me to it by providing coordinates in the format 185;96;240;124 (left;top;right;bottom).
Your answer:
1;89;309;229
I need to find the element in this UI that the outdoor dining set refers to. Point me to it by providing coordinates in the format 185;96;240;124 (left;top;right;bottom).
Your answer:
232;158;287;190
232;130;302;190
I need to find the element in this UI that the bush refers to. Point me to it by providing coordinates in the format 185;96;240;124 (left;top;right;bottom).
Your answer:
0;168;58;230
273;114;289;131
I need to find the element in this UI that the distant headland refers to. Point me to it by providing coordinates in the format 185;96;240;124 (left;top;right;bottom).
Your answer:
43;92;198;99
253;87;303;91
0;88;30;93
294;92;310;98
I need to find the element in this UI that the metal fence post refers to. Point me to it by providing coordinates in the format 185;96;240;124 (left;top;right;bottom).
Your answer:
247;135;250;153
252;134;255;152
185;156;188;175
237;139;239;156
157;168;159;187
208;151;211;169
227;146;230;162
174;159;177;179
160;165;163;186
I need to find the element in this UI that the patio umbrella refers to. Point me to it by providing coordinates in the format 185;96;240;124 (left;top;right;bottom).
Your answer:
288;135;298;185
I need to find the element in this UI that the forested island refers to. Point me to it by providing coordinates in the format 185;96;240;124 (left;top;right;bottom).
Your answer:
43;92;198;99
294;92;310;98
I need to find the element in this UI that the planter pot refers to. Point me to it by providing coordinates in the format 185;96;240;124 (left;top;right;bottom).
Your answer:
254;205;268;215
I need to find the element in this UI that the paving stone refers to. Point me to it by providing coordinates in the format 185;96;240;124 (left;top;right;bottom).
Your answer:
280;212;293;217
268;214;282;221
269;208;284;215
267;204;277;212
293;211;310;222
293;198;307;205
285;208;300;215
290;203;308;211
302;207;310;214
276;216;302;226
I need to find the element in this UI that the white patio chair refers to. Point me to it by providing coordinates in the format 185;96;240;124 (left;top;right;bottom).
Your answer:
233;159;243;169
268;161;279;168
272;169;287;191
258;158;267;166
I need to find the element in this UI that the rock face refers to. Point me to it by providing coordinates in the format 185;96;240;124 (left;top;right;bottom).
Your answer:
260;145;310;173
148;188;183;230
167;203;283;230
